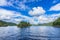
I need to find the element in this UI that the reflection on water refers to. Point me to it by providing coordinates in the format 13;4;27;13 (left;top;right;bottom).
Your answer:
0;26;60;40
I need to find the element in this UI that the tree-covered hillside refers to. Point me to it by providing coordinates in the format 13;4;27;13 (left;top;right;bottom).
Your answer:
0;20;16;26
53;17;60;26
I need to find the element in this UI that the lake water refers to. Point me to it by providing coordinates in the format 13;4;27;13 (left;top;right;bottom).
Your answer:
0;26;60;40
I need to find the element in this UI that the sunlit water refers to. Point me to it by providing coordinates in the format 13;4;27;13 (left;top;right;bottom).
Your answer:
0;26;60;40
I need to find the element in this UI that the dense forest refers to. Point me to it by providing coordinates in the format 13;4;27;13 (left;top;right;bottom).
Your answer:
0;20;16;26
53;17;60;26
17;21;31;28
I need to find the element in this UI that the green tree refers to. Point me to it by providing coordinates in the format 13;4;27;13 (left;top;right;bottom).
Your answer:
53;17;60;26
17;21;31;28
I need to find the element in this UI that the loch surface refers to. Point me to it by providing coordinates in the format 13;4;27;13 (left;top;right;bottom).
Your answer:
0;26;60;40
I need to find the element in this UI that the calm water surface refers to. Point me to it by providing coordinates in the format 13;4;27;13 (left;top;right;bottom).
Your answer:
0;26;60;40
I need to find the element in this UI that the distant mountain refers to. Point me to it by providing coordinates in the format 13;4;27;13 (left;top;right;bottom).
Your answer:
0;20;16;26
39;22;53;26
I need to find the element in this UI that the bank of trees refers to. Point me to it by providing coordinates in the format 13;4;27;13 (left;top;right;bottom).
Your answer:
53;17;60;26
17;21;31;28
0;20;16;26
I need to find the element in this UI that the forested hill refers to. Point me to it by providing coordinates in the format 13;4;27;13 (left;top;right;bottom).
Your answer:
53;17;60;26
0;20;16;26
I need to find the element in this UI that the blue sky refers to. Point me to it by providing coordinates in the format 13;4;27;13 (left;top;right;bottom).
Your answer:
0;0;60;24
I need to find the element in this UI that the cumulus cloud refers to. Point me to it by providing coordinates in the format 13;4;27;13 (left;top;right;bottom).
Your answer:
0;9;31;23
25;13;60;24
0;9;15;20
27;17;39;24
0;8;38;24
29;7;46;16
0;0;7;6
50;3;60;11
27;13;60;24
38;13;60;23
26;13;60;24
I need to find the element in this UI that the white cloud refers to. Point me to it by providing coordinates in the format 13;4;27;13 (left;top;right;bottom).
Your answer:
0;8;60;24
26;13;60;24
29;7;46;16
0;9;20;22
50;3;60;11
28;17;39;24
0;9;15;20
8;1;29;10
0;0;7;6
0;8;32;23
27;13;60;24
0;0;29;10
8;0;30;10
38;13;60;23
23;13;60;24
